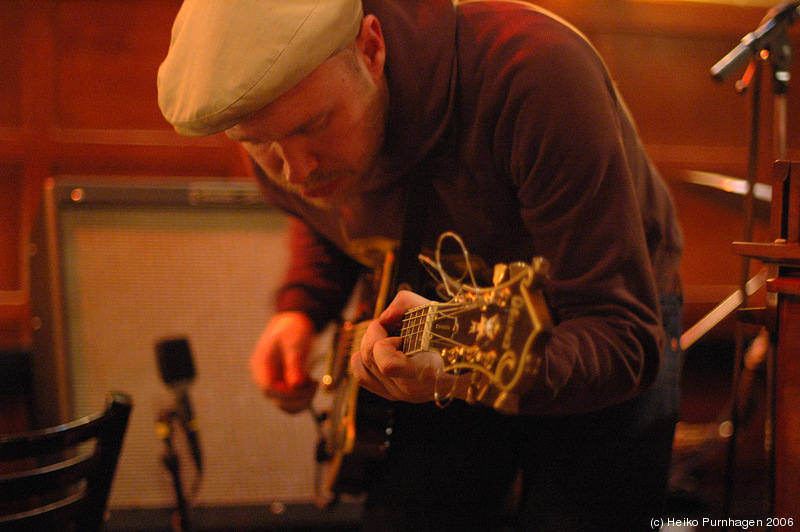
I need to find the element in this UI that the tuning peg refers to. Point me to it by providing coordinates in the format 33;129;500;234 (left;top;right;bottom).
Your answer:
508;261;529;277
530;257;550;280
492;263;508;286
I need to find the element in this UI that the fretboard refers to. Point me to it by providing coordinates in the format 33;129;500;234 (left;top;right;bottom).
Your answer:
399;304;437;355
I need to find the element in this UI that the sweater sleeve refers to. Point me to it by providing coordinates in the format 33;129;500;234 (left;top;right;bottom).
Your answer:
275;216;363;331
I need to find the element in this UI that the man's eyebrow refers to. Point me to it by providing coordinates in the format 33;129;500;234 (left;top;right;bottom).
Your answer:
283;110;327;137
225;124;280;143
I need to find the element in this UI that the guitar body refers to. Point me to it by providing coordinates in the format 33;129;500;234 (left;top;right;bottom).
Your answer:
324;385;393;496
317;253;397;500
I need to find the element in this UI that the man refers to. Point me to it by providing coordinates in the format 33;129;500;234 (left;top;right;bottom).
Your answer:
158;1;684;529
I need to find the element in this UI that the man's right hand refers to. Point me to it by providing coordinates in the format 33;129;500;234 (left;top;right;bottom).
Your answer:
250;311;318;413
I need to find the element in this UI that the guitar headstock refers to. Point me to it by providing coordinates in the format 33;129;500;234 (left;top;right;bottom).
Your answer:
402;257;553;414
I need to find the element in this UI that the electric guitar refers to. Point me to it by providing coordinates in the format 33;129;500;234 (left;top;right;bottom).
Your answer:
315;236;553;502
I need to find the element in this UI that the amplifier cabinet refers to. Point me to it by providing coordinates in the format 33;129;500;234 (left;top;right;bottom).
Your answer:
29;177;327;518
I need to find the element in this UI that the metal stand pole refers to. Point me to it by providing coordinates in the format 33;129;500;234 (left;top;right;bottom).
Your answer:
157;408;194;532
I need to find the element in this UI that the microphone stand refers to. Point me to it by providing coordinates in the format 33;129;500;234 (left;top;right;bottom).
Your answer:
157;408;195;532
710;2;796;524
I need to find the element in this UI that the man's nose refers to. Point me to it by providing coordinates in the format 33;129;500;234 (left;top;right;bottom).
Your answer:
274;139;318;185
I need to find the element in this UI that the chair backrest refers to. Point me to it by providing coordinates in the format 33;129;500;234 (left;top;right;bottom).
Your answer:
0;393;132;532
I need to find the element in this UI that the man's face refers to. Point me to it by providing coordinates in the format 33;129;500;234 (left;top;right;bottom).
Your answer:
226;46;388;206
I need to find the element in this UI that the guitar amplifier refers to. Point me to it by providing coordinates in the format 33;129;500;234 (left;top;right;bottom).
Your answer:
28;177;358;529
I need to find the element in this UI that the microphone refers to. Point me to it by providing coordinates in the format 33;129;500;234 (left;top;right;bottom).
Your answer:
156;337;203;473
711;2;800;82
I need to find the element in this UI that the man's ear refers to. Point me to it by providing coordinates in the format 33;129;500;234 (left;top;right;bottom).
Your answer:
355;14;386;83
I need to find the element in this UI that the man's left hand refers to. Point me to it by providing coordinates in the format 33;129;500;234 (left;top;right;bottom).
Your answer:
350;290;459;403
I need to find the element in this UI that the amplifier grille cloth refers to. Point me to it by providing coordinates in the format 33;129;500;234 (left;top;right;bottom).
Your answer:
59;206;321;508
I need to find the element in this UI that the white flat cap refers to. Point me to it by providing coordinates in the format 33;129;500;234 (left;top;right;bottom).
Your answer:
158;0;364;137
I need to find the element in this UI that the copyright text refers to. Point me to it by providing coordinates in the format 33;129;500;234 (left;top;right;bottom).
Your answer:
650;517;794;529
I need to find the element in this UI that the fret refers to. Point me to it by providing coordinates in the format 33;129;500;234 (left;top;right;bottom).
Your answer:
400;304;436;355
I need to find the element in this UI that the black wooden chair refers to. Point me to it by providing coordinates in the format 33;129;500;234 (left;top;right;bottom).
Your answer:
0;393;132;531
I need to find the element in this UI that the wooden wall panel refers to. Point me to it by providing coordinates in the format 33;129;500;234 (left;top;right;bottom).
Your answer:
0;4;24;127
0;165;24;291
539;0;800;174
595;33;751;147
52;0;182;130
0;0;246;350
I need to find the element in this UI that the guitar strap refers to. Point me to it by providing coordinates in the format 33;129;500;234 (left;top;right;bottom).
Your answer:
393;166;433;296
